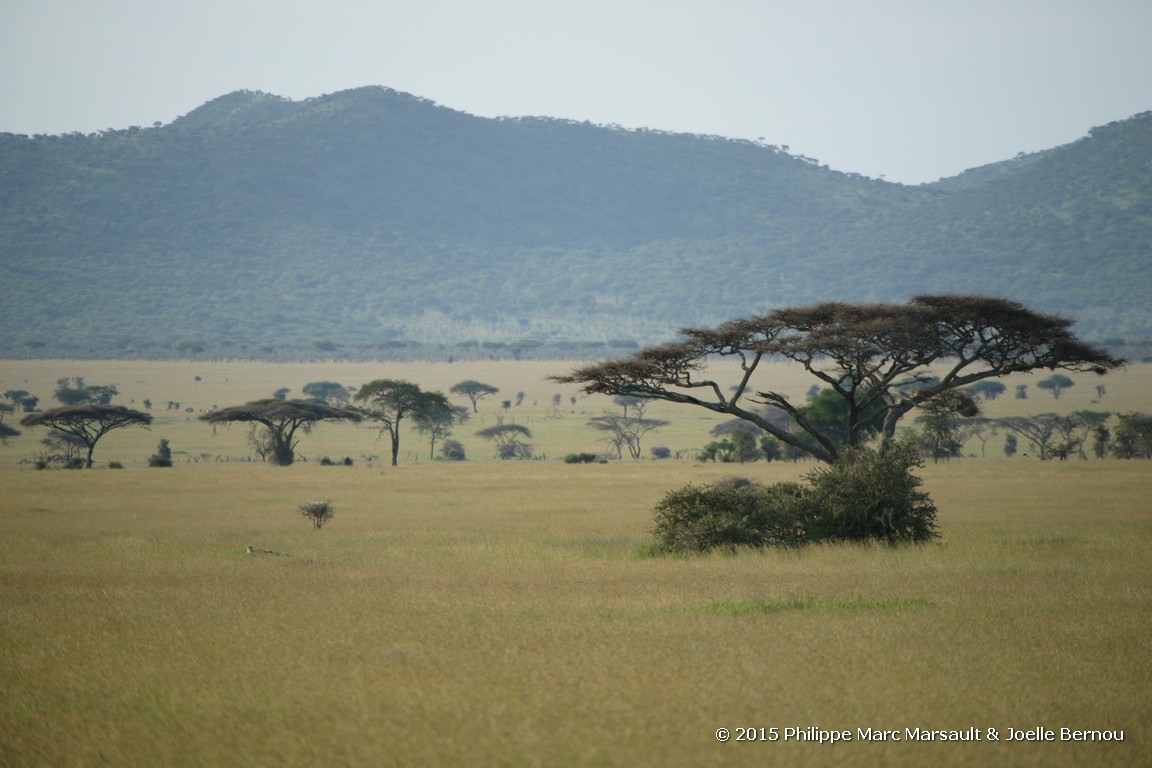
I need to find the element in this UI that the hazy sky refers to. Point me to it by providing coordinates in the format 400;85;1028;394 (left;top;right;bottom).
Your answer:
2;0;1149;184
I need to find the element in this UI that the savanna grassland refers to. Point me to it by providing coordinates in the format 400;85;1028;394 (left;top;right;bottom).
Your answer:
1;359;1150;767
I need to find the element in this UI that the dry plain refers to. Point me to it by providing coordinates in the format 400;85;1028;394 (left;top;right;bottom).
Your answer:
1;358;1150;767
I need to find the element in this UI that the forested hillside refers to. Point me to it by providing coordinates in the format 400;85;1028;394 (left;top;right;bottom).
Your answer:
1;86;1149;359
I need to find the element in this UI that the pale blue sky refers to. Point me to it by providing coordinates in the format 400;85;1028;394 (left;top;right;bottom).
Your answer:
2;0;1149;184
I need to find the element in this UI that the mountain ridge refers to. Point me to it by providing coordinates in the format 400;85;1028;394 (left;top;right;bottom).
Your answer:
1;87;1149;358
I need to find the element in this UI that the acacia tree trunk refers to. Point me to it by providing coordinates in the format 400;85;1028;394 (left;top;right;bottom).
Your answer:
389;425;400;466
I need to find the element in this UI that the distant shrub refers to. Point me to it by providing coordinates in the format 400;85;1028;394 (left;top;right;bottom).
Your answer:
650;446;672;459
563;452;599;464
342;456;354;466
441;440;466;461
319;456;335;466
63;457;85;470
148;438;173;467
108;461;124;469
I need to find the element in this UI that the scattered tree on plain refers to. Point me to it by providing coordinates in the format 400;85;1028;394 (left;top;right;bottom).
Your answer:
475;421;533;459
965;381;1007;401
586;414;669;459
411;398;461;459
148;438;173;467
552;296;1122;464
1109;412;1152;458
200;399;361;466
995;412;1107;460
1037;374;1075;399
450;380;499;413
0;402;20;443
354;379;451;466
302;381;353;407
53;378;118;406
21;405;153;468
3;389;39;413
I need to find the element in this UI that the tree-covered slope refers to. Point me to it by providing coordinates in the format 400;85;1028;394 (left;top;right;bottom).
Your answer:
1;87;1148;357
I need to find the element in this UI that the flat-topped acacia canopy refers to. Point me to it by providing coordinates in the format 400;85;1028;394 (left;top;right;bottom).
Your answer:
200;399;361;466
552;295;1124;463
21;404;153;468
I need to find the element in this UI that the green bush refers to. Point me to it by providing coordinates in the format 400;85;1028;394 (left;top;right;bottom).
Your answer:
563;452;599;464
805;442;938;544
148;438;173;467
651;477;811;552
650;443;938;553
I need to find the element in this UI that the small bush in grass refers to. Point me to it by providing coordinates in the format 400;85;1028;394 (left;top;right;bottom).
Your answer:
563;452;599;464
299;500;334;529
148;438;173;467
651;442;938;553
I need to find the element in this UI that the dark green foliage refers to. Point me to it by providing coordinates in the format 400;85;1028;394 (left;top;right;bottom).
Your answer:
803;443;938;544
652;478;812;552
302;381;351;407
564;452;599;464
53;378;118;406
651;443;938;553
758;435;782;461
148;438;173;467
1111;412;1152;458
440;439;466;461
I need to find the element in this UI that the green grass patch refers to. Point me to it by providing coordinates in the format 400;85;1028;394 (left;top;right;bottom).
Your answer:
691;595;935;615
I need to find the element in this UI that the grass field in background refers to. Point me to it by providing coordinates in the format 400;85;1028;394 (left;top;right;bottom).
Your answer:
2;358;1149;467
1;359;1150;766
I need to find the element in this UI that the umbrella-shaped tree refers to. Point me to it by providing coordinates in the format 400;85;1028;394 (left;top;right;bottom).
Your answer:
200;399;362;466
21;405;153;468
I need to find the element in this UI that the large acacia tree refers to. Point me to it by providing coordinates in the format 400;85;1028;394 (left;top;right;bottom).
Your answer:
553;296;1123;463
21;405;153;468
200;399;362;465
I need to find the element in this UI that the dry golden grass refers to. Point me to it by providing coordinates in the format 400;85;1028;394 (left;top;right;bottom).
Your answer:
1;360;1150;766
1;457;1149;767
